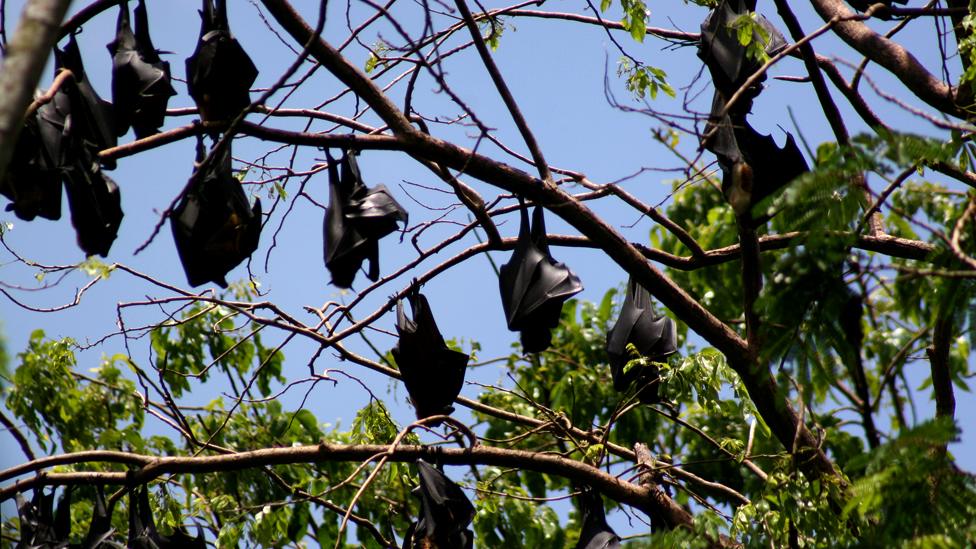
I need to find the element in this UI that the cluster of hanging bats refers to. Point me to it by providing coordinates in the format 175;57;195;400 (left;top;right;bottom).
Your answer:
6;0;818;546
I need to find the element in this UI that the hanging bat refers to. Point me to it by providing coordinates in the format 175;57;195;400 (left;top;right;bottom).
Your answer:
703;95;808;219
323;149;408;288
698;0;786;114
63;147;124;257
82;485;118;548
575;488;621;549
498;204;583;353
171;141;262;288
391;287;470;420
14;488;71;548
58;35;117;168
107;0;176;139
404;460;475;549
185;0;258;123
606;278;677;404
1;113;63;221
128;486;206;549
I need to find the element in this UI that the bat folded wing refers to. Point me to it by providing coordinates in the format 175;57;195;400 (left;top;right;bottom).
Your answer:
606;279;677;402
1;115;63;221
63;150;124;258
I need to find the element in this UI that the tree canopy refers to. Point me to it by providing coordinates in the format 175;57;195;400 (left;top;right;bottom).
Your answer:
1;0;976;547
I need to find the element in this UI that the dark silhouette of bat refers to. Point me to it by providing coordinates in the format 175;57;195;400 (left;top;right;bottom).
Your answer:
107;0;176;139
698;0;786;113
1;113;63;221
403;460;475;549
698;1;807;221
58;35;117;168
323;149;408;288
575;488;621;549
171;141;262;288
704;98;808;219
82;486;118;548
391;286;470;420
185;0;258;122
35;76;72;171
499;204;583;353
14;488;71;548
63;147;124;257
128;486;206;549
606;278;677;404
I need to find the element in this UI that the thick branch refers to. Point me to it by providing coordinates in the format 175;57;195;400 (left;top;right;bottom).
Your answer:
2;444;671;522
809;0;961;118
634;443;696;531
99;121;404;161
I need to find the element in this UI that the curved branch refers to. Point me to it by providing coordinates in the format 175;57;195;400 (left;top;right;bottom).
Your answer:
0;443;691;529
99;121;403;162
809;0;961;118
